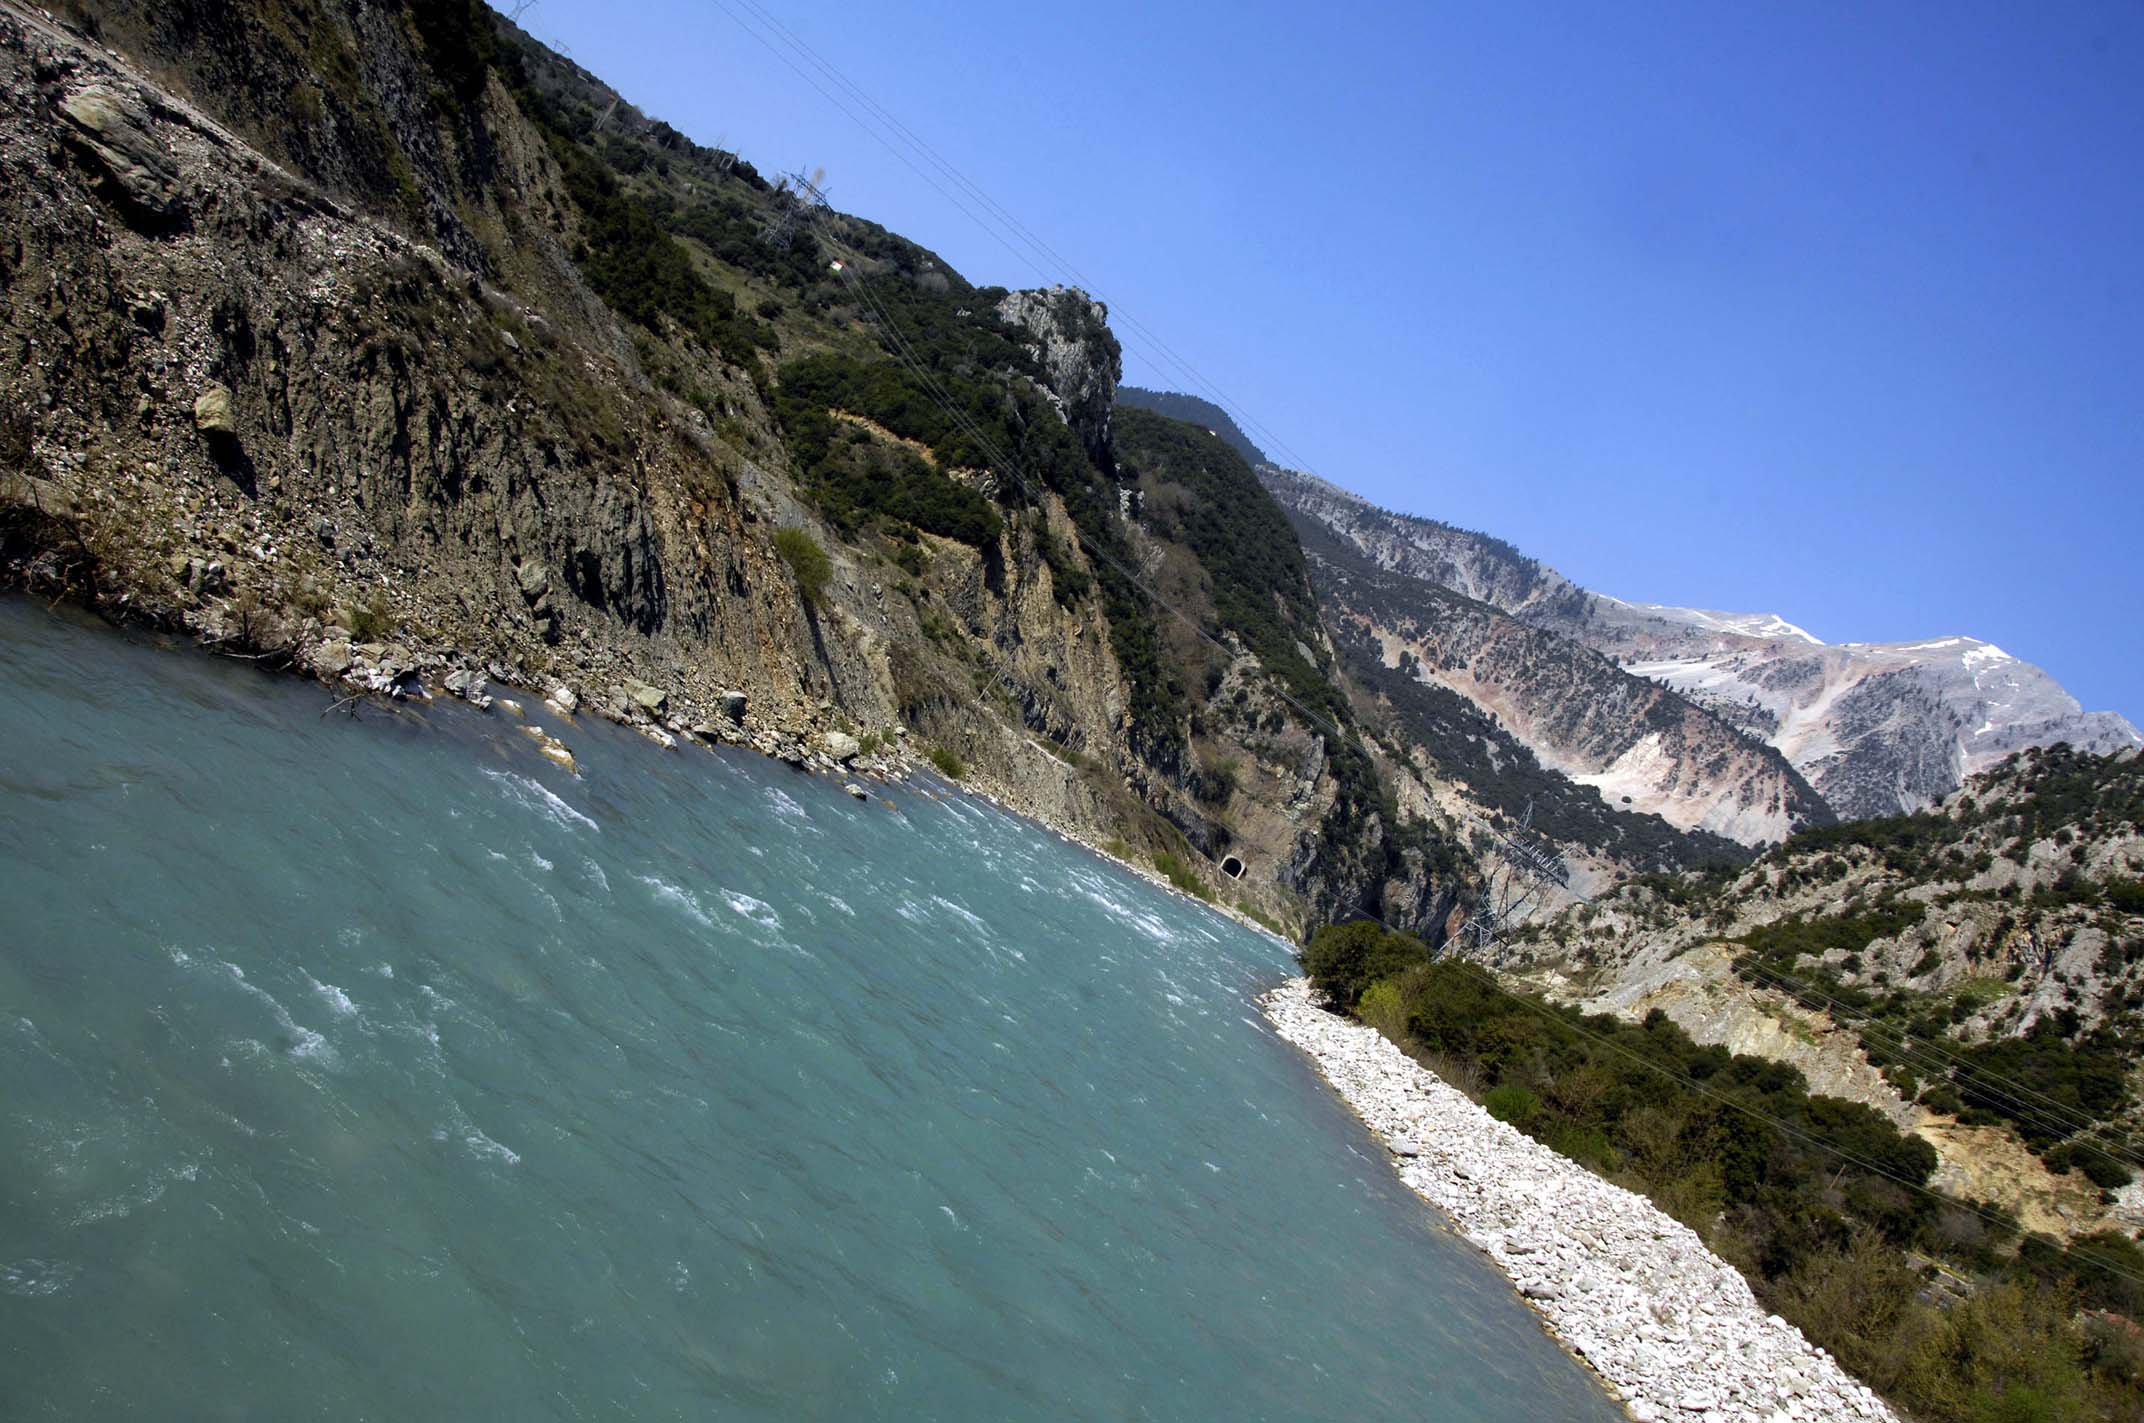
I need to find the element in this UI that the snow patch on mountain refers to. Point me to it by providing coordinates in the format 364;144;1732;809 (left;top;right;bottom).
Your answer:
1626;604;1825;647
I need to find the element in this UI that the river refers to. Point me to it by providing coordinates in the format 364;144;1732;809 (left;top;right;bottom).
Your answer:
0;597;1618;1420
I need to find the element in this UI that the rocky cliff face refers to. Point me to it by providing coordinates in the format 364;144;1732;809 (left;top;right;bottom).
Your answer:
0;0;1478;942
996;286;1119;465
1263;467;2140;823
1271;474;1828;849
1619;628;2143;819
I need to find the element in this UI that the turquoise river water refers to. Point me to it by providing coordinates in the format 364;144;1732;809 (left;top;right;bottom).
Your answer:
0;598;1619;1420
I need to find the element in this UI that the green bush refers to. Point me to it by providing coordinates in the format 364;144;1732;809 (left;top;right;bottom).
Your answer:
1311;940;2143;1423
1483;1084;1540;1125
1301;921;1432;1010
1151;851;1213;902
1357;979;1409;1041
774;528;831;607
925;744;964;779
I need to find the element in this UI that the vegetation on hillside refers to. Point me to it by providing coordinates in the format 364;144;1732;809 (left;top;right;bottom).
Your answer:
1115;408;1475;925
773;528;830;607
771;354;1003;547
1580;745;2144;1183
1113;385;1268;466
1114;408;1340;731
1335;618;1754;870
1306;920;2144;1423
492;11;1474;928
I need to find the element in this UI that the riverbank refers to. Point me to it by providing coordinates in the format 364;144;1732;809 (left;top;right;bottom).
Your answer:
1260;977;1898;1423
301;628;1290;940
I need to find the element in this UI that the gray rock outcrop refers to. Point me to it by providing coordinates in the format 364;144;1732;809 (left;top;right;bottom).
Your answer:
56;82;181;222
995;286;1121;463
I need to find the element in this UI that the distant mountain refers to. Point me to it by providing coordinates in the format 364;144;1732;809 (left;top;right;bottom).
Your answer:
1281;487;1829;847
1260;466;2140;821
1572;610;2142;820
1114;387;1268;468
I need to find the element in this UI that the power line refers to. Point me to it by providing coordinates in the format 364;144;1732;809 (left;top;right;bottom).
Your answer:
703;0;1329;486
1421;951;2144;1296
534;21;2143;1291
1722;955;2144;1173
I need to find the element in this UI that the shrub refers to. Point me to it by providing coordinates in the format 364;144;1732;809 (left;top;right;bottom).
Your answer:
1151;851;1213;902
1301;921;1432;1010
774;528;831;607
925;744;964;780
1483;1083;1540;1126
1196;754;1239;806
346;594;392;642
1357;979;1409;1041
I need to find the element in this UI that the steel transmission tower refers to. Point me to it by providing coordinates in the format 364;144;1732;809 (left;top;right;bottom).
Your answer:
1457;800;1572;953
758;166;830;251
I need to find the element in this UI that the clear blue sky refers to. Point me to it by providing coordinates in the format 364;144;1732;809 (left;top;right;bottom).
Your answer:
522;0;2143;721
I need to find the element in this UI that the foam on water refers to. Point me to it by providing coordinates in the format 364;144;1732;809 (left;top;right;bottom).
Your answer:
305;974;359;1019
480;768;599;831
2;1260;81;1298
720;889;781;930
638;874;714;927
763;785;809;821
218;961;337;1068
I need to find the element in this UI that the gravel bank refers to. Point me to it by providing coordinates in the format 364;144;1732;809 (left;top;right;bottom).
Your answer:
1260;977;1897;1423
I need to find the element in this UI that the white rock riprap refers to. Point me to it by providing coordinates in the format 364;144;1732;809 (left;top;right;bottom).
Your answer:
1260;978;1897;1423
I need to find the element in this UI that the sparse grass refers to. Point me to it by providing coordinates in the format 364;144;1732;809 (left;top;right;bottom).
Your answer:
1151;850;1212;902
925;744;964;779
346;594;392;642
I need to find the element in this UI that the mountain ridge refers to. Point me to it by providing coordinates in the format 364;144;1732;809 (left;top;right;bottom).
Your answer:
1254;463;2140;822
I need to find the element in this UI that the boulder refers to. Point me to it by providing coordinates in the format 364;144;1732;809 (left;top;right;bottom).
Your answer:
192;384;236;436
844;783;868;800
312;639;352;678
546;685;579;715
622;677;668;714
515;559;549;597
443;669;491;709
820;730;861;762
720;690;748;722
57;85;182;221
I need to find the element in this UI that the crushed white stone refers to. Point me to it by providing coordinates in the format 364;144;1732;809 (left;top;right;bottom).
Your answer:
1260;977;1898;1423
